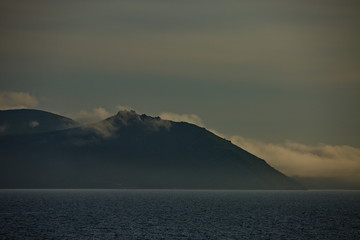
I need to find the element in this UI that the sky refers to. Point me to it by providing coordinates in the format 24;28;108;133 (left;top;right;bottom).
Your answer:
1;0;360;187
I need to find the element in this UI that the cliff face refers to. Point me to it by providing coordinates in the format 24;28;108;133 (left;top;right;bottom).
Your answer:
0;109;303;189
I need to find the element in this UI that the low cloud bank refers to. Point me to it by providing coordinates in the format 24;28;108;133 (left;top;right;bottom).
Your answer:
0;91;39;110
231;136;360;185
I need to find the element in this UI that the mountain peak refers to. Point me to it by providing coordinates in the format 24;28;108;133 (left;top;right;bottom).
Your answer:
96;110;171;135
111;110;158;125
115;109;137;117
114;110;161;121
113;110;140;123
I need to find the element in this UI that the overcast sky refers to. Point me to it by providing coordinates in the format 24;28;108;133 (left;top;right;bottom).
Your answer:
1;0;360;148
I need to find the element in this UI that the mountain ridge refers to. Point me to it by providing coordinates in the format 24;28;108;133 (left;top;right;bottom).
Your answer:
0;109;77;136
0;109;304;190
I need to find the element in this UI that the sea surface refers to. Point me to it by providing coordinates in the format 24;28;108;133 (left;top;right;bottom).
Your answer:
0;190;359;240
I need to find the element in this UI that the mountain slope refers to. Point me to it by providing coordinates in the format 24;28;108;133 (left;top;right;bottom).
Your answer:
0;109;77;136
0;110;303;189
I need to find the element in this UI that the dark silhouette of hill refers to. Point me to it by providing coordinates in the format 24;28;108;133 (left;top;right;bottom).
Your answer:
0;109;303;189
0;109;77;136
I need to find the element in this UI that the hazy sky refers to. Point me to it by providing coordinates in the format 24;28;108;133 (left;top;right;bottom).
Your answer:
1;0;360;148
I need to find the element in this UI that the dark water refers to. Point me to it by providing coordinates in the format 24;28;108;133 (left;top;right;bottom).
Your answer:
0;190;359;239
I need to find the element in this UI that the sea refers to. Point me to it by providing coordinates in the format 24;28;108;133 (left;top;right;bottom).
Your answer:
0;190;359;239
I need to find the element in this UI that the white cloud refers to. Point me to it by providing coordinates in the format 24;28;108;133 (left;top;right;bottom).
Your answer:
158;112;228;139
70;107;112;123
208;128;227;139
230;136;360;184
0;91;39;110
159;112;204;127
86;120;118;138
115;105;131;111
74;107;119;138
29;121;39;128
159;113;227;139
70;106;136;124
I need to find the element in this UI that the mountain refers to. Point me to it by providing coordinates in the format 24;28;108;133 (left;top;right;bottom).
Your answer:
0;109;77;136
0;109;303;189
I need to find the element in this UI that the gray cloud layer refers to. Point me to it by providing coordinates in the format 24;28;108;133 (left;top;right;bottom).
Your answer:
1;0;359;83
1;1;359;147
0;91;39;110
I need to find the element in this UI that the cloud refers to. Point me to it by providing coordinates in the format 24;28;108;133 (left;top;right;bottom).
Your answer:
0;125;7;133
80;109;171;138
158;113;228;139
0;92;39;110
29;121;39;128
159;112;204;126
70;107;112;124
208;128;227;139
142;116;171;132
158;113;227;139
230;136;360;184
115;105;132;111
86;120;118;138
109;110;171;132
2;1;359;85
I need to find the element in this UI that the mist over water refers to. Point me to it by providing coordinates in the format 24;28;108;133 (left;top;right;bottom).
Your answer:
0;190;359;239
